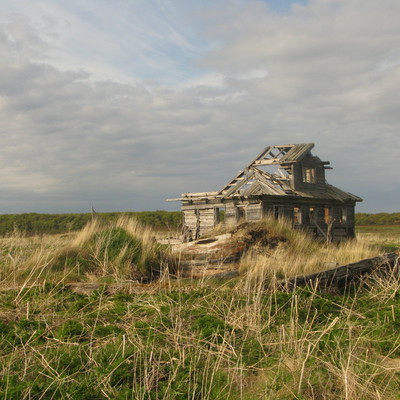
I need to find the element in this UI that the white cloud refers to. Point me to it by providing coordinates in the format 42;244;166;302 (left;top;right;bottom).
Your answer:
0;0;399;213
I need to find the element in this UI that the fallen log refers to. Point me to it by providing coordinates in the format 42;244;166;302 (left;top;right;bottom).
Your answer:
281;253;399;292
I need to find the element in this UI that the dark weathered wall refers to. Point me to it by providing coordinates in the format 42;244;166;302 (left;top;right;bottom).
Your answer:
182;197;357;242
292;154;326;192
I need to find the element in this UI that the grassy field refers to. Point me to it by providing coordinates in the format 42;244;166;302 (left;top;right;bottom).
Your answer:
356;225;400;253
1;219;400;399
357;225;400;234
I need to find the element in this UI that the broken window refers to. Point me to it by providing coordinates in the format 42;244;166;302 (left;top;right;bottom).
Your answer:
273;205;284;219
339;207;347;223
294;207;302;224
302;167;316;184
309;207;315;222
237;206;245;221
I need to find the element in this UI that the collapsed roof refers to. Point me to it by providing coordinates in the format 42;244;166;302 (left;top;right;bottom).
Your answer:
171;143;362;203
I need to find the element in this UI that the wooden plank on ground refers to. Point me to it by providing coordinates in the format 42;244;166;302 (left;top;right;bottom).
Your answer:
280;253;399;292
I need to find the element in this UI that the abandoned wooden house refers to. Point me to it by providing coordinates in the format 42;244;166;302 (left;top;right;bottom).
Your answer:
168;143;362;242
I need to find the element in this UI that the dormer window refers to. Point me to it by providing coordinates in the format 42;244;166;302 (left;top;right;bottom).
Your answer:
302;167;316;183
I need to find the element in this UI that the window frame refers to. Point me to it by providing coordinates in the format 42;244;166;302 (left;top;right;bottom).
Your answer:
302;166;316;184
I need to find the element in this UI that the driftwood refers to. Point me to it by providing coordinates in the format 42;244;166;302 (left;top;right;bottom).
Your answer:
281;253;399;292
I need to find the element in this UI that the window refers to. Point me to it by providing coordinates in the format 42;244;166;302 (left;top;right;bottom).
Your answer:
309;207;315;222
339;207;347;223
214;208;224;225
294;207;302;224
273;205;284;219
302;167;316;184
237;206;245;221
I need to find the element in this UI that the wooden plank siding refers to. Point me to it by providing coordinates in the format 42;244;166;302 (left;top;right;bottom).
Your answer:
225;204;237;227
198;209;216;237
246;203;263;221
183;209;198;241
175;144;361;241
292;154;327;192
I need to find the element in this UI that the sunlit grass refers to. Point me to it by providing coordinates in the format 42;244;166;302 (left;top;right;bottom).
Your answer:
1;273;400;399
238;217;381;281
1;218;399;398
0;217;176;289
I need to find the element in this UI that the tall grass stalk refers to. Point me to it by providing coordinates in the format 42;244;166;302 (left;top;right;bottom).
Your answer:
239;217;379;280
0;217;175;288
1;218;399;398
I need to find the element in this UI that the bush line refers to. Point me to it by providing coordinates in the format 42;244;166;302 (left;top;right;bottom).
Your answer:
0;211;182;235
0;210;398;236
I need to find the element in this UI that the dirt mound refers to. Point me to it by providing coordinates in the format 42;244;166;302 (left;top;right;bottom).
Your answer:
175;222;288;277
230;222;288;251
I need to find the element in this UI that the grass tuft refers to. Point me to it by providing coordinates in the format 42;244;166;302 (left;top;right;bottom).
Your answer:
238;216;379;284
0;217;177;287
1;219;399;398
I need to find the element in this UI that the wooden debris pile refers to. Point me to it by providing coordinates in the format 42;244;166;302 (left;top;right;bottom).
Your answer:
175;223;288;278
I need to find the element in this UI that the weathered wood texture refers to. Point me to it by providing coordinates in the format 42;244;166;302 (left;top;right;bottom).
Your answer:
175;144;362;241
225;204;237;227
292;154;326;191
281;253;399;291
198;209;216;237
246;203;263;221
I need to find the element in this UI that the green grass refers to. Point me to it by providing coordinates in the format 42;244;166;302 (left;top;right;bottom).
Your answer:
0;218;178;287
356;225;400;234
0;211;182;236
1;278;400;399
1;220;400;399
356;225;400;252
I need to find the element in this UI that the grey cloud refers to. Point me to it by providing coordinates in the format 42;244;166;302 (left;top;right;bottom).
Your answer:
1;2;400;213
193;0;400;210
0;22;233;212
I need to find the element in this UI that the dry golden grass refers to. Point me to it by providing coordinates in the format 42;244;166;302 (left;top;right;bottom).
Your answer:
1;219;399;399
1;216;393;291
0;217;174;289
0;233;71;289
357;231;400;250
239;216;381;282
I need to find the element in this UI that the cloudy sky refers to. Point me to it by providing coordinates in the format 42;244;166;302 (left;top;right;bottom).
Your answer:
1;0;399;214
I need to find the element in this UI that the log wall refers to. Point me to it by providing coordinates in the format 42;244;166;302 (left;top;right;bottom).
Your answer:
182;198;357;242
292;154;326;192
246;203;263;221
225;204;237;227
198;208;216;237
183;209;198;240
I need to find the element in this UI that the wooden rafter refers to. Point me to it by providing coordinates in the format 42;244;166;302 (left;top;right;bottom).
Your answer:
221;169;255;198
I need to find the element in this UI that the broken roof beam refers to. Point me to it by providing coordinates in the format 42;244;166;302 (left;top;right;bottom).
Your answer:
217;169;247;195
166;191;219;202
222;170;255;198
250;145;294;165
253;170;287;195
182;192;218;198
253;159;282;166
279;143;315;163
276;168;290;179
253;167;289;185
